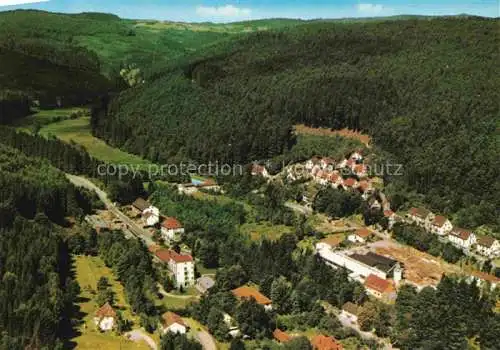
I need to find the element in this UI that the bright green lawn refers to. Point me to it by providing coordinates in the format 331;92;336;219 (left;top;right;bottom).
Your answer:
39;117;152;166
73;255;150;350
12;107;86;131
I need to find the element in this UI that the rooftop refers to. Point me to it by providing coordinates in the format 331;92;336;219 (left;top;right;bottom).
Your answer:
311;334;343;350
161;216;182;230
432;215;448;227
273;329;292;343
449;227;472;241
155;249;193;263
364;274;392;294
132;197;150;211
355;228;373;238
350;252;398;273
162;311;187;328
409;207;430;219
95;302;116;318
477;236;496;248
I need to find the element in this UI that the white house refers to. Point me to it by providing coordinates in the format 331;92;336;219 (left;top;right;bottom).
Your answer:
348;228;373;243
143;206;160;226
161;312;188;334
160;217;184;242
328;173;343;189
94;302;116;331
155;249;195;287
429;215;453;236
476;236;500;258
448;227;477;250
407;207;434;228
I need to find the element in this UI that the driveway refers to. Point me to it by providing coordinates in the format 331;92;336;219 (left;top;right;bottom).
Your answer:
196;331;217;350
126;329;157;350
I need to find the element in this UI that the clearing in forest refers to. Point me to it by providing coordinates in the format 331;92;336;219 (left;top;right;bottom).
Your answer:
294;124;371;147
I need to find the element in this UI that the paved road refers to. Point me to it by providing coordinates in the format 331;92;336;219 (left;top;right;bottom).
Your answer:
66;174;155;247
126;329;157;350
196;331;217;350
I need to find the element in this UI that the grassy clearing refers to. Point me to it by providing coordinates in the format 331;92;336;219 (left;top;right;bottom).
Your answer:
12;107;86;131
155;294;198;310
240;221;293;241
73;255;149;350
39;117;152;166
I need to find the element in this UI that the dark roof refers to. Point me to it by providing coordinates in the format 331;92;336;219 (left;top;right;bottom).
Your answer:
450;227;472;241
350;252;398;273
132;198;150;211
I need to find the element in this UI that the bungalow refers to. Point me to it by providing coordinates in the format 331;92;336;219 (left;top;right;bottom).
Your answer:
311;334;343;350
341;302;359;323
232;286;273;311
407;207;434;227
196;276;215;294
94;302;116;331
160;217;184;242
364;274;397;302
430;215;453;236
155;249;195;287
273;329;292;343
348;228;373;243
161;311;188;334
251;164;269;178
448;227;477;250
476;236;500;258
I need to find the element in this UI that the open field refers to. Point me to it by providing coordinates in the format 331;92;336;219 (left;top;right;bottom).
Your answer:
294;124;371;147
73;255;149;350
369;240;461;288
240;221;293;241
39;117;152;166
12;107;86;131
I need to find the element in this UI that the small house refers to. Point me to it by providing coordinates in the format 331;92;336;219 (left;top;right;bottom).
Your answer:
430;215;453;236
160;216;184;242
364;274;396;302
311;334;343;350
348;228;373;243
476;236;500;258
94;302;116;331
131;198;151;216
407;207;433;227
161;311;188;334
232;286;272;311
448;227;477;250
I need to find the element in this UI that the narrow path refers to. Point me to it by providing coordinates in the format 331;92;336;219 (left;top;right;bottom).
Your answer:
196;331;217;350
126;329;157;350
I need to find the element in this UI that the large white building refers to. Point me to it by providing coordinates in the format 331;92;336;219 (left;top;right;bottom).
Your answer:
476;236;500;258
155;249;195;287
315;243;400;280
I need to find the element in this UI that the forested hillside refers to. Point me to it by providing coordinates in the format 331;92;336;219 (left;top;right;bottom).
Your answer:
92;16;499;228
0;143;93;349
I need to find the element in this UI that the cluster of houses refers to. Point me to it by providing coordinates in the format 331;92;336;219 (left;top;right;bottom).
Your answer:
131;198;185;243
272;329;344;349
405;207;500;258
316;237;403;303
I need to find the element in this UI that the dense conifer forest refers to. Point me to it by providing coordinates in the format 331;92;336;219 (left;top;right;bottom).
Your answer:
0;144;93;349
91;16;499;227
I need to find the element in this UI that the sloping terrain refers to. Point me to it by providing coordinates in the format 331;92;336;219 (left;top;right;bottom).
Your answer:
93;17;499;227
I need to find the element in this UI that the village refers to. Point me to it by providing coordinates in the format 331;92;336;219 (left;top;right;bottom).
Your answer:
79;147;500;350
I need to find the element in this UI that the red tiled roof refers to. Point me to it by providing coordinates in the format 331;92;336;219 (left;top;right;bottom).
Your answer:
311;335;343;350
252;164;266;174
384;210;394;217
232;286;272;305
320;236;343;247
477;236;496;248
364;274;392;294
329;173;341;183
273;329;292;343
162;217;182;230
354;164;365;174
155;249;193;263
95;302;116;318
358;180;369;192
344;178;356;187
450;227;472;241
162;312;187;328
432;215;448;227
355;228;373;238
